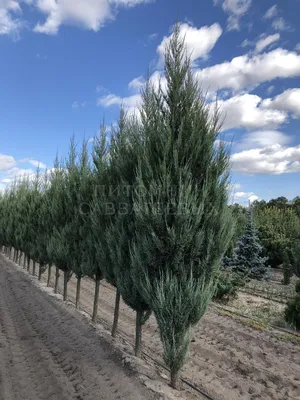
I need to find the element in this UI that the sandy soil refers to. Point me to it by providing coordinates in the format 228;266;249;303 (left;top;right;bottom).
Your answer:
34;262;300;400
0;258;161;400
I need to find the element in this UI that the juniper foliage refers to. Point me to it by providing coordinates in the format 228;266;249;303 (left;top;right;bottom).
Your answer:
129;25;234;388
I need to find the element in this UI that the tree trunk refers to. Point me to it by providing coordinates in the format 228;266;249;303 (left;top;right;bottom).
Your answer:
111;289;121;338
92;277;101;322
23;253;26;269
38;264;43;281
54;267;59;294
63;270;68;301
15;250;19;264
27;256;30;272
170;369;180;390
9;247;13;260
135;310;143;358
47;265;52;287
32;261;36;276
75;276;81;309
13;249;17;263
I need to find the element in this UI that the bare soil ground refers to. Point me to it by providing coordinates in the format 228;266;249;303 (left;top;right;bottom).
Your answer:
36;264;300;400
0;258;161;400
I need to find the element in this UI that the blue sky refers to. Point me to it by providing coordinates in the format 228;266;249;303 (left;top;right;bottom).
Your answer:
1;0;300;205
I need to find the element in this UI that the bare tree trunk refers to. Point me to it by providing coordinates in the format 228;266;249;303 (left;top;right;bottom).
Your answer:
170;370;180;390
63;270;68;301
92;277;101;322
47;265;52;287
135;310;143;358
75;276;81;309
13;249;17;263
32;261;36;276
54;267;59;294
111;289;121;338
23;253;26;269
27;256;30;272
9;247;13;260
38;264;43;280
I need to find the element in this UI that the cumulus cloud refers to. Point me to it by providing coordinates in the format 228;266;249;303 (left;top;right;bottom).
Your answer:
255;33;280;54
195;48;300;94
261;88;300;118
128;76;145;91
0;0;24;36
157;23;222;66
6;166;36;178
264;5;278;19
19;158;47;169
216;94;287;131
272;17;291;32
214;0;252;31
97;93;142;116
231;191;259;204
34;0;151;35
232;144;300;175
0;153;16;170
236;130;292;150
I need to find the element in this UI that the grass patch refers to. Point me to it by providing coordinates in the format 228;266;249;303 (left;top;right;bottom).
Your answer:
217;309;268;332
276;332;300;345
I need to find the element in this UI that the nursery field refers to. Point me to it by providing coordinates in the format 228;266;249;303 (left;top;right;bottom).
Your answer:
26;259;300;400
0;257;160;400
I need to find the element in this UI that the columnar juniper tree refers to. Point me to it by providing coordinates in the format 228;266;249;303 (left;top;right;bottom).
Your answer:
35;172;53;281
234;208;269;280
70;139;92;309
130;26;234;388
47;155;73;300
89;129;115;325
102;113;151;356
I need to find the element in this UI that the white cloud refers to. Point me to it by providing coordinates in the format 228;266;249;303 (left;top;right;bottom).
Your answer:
264;5;278;19
128;76;144;91
97;93;142;116
261;88;300;118
99;70;167;115
0;0;24;36
217;0;252;31
216;94;287;131
255;33;280;54
19;157;47;169
6;167;35;178
266;85;275;94
33;0;151;35
236;130;292;150
272;17;291;32
232;144;300;175
195;48;300;94
148;32;157;41
231;183;242;190
72;100;86;109
231;191;259;204
1;178;12;184
0;153;16;170
157;23;222;66
234;191;255;198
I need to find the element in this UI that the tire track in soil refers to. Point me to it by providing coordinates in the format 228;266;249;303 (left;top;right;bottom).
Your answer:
41;266;300;400
0;259;159;400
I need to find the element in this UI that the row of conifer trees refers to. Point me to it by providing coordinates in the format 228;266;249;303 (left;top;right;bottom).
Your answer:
0;26;234;388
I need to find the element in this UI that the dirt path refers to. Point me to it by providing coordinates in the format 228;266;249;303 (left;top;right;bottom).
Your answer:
39;264;300;400
0;258;160;400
